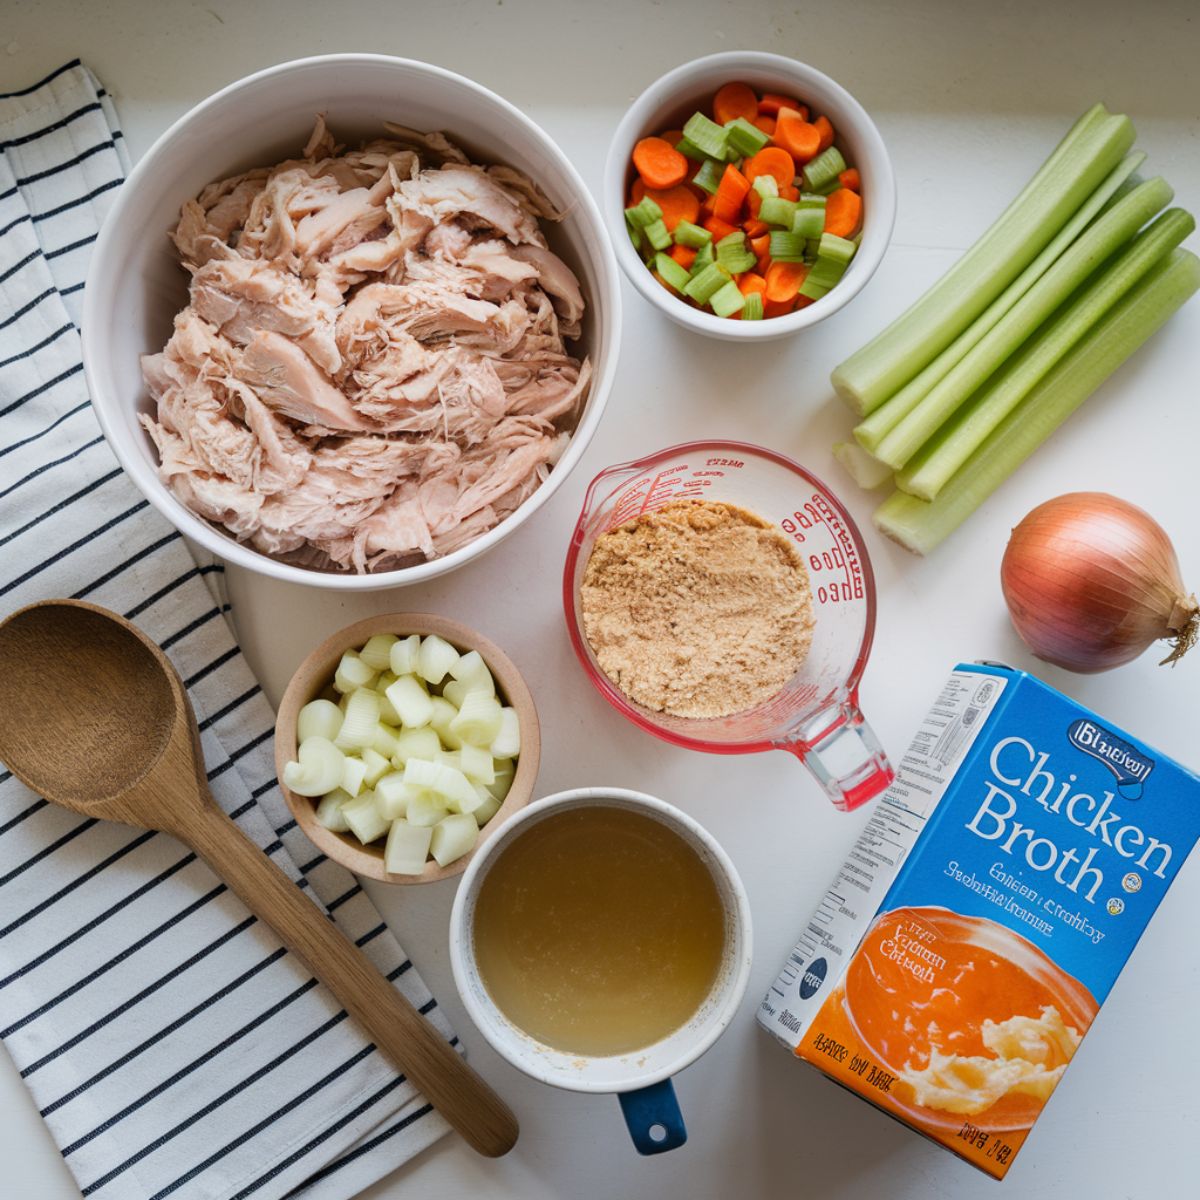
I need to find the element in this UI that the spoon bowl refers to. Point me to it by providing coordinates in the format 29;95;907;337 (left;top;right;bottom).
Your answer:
0;598;519;1158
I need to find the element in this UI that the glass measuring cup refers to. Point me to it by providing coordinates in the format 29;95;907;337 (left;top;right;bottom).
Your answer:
562;441;894;811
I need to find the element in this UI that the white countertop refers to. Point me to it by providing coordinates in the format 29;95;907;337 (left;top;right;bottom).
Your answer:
3;1;1198;1196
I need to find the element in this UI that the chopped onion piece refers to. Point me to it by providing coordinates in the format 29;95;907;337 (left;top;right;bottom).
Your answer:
435;748;462;772
473;789;502;825
282;736;345;797
385;675;433;728
418;635;461;685
315;789;351;833
407;789;451;827
448;650;496;697
341;791;388;843
341;754;368;798
371;722;401;760
389;633;421;676
429;696;462;749
334;687;381;750
359;633;398;671
458;742;495;785
297;699;343;743
360;747;391;788
430;813;480;867
333;650;376;694
489;707;520;759
376;773;420;819
403;758;478;810
487;758;515;802
375;671;401;723
450;692;503;746
385;819;433;874
392;726;442;764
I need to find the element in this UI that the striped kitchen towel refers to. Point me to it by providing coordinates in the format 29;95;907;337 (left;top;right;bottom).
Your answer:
0;61;454;1199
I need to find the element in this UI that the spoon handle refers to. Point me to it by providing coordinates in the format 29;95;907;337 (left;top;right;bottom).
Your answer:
184;800;518;1158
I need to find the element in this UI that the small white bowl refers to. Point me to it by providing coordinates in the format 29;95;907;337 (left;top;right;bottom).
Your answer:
605;51;896;342
82;54;621;591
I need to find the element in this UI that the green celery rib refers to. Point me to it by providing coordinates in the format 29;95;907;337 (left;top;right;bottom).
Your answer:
853;150;1145;453
832;104;1135;416
873;175;1174;471
896;206;1193;499
873;248;1200;555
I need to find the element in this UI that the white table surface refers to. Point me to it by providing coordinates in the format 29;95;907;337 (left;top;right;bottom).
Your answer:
3;1;1199;1196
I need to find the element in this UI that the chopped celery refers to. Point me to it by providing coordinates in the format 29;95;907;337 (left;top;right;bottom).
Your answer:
792;194;826;239
798;276;830;301
683;262;731;304
873;177;1175;472
690;239;715;273
725;116;770;158
674;220;712;249
752;174;780;201
769;231;807;262
895;206;1194;499
710;280;746;317
833;441;893;490
675;136;709;162
625;216;643;250
874;249;1200;554
801;146;847;192
817;233;857;264
692;158;725;195
852;150;1147;453
716;232;756;274
653;252;691;292
625;195;663;228
833;104;1137;415
741;292;764;320
759;197;798;227
683;111;730;159
643;218;672;250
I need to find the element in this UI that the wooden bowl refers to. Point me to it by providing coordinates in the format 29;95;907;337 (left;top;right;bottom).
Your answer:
275;613;541;884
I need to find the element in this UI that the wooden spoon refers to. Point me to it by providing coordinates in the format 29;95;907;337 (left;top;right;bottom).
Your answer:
0;599;518;1159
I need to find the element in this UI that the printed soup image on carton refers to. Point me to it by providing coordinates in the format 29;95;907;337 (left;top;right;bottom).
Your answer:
759;664;1200;1179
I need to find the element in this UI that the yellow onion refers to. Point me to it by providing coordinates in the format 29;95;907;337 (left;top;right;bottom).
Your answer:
1001;492;1198;673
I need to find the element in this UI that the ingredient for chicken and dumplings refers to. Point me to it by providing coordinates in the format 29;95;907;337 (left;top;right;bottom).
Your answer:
1001;492;1198;673
140;118;591;574
580;499;814;719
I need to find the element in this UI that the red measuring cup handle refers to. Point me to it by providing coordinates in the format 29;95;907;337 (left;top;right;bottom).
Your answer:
779;694;894;812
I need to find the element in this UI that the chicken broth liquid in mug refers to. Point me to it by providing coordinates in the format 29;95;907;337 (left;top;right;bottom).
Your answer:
473;806;726;1056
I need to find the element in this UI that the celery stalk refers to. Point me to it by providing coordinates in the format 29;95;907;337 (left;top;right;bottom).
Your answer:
874;249;1200;555
832;104;1136;415
874;176;1174;471
853;150;1145;453
833;442;893;490
896;206;1194;499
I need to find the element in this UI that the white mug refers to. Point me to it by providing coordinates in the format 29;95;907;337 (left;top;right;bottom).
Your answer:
449;787;753;1155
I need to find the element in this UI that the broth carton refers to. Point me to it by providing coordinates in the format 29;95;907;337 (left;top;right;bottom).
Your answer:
758;663;1200;1179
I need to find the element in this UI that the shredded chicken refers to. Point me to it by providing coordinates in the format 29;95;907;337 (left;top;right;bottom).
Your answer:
141;117;590;573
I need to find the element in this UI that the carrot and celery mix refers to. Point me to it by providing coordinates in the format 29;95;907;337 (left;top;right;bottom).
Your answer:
624;82;863;319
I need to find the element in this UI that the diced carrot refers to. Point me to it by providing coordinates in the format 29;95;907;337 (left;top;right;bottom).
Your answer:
643;185;701;231
703;215;740;242
629;178;646;205
764;295;797;317
838;167;861;192
633;137;688;190
752;114;776;137
700;194;716;219
750;233;771;274
813;115;835;153
743;217;769;237
669;243;697;270
712;81;759;125
759;93;807;119
774;107;821;164
712;163;751;223
765;260;808;304
742;146;796;190
780;183;800;202
659;128;685;147
651;270;675;294
738;272;767;298
824;188;863;238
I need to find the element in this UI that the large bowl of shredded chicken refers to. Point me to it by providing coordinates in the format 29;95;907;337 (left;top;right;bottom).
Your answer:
82;55;621;587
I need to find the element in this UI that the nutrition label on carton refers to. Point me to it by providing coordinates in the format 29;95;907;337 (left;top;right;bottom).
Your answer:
760;669;1008;1042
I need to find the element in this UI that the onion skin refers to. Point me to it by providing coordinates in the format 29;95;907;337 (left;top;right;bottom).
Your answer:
1001;492;1199;674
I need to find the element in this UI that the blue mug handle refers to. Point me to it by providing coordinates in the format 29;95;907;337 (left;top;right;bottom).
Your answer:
617;1078;688;1154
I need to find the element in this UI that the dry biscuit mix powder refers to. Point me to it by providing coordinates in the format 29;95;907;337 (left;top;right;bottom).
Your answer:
580;500;815;719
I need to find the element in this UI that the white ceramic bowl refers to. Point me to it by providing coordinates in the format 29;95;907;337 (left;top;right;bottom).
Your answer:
605;51;895;342
82;54;621;591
